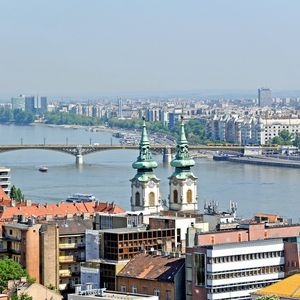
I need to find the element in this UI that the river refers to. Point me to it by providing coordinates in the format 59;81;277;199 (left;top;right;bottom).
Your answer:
0;124;299;220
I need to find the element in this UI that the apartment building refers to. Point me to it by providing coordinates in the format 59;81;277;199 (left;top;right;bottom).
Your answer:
1;222;41;282
0;167;11;195
40;218;92;293
186;223;300;300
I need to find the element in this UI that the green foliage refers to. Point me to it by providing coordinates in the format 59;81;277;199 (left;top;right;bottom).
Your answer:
257;296;280;300
11;293;32;300
107;118;210;144
10;185;25;202
270;129;293;145
0;108;35;124
44;112;103;126
0;259;30;292
293;133;300;148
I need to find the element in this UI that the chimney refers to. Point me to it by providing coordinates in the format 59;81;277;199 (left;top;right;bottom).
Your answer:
11;200;16;207
85;283;93;291
75;284;82;294
25;199;32;207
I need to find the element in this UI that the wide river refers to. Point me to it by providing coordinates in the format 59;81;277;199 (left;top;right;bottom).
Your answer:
0;124;299;220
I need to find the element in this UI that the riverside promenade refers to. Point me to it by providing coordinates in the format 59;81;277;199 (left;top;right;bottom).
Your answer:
228;156;300;168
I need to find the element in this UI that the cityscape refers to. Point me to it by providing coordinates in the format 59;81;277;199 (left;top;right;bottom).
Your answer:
0;1;300;300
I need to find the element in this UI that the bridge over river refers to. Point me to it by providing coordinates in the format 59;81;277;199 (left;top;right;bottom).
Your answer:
0;144;277;165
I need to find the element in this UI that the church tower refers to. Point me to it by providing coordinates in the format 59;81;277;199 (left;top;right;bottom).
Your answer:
130;118;162;214
169;117;198;211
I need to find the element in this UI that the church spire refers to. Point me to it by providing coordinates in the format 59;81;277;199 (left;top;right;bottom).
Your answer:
130;118;162;214
171;116;195;169
132;117;157;171
168;116;198;212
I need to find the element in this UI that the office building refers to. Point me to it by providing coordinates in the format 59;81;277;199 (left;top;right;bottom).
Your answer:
40;97;48;113
25;96;35;113
186;222;300;299
258;88;272;107
11;95;25;111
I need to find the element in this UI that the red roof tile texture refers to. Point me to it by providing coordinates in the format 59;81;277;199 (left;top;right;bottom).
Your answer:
0;200;124;221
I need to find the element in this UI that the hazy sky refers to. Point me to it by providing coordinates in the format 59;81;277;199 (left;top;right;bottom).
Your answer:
0;0;300;97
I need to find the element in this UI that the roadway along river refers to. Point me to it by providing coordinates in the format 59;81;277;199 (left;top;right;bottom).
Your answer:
0;124;299;220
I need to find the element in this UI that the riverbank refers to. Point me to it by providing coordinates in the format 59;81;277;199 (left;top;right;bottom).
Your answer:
227;156;300;168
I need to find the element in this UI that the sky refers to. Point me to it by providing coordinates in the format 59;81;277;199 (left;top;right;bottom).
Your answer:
0;0;300;98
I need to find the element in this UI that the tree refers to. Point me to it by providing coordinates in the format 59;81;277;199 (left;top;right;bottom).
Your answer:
0;259;30;292
11;293;32;300
257;296;280;300
271;129;293;145
10;186;25;202
293;133;300;148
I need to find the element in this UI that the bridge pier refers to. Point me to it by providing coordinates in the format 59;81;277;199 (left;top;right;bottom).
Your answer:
163;147;172;164
76;154;83;165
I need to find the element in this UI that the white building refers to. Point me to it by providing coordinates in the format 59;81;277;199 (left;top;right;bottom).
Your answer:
0;167;11;194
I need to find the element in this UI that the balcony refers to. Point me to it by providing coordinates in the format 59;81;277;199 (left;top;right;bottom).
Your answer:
59;256;75;263
59;270;72;278
59;243;85;249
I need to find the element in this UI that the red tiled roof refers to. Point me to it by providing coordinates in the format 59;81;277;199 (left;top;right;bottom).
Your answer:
117;253;185;282
0;201;125;221
0;186;11;204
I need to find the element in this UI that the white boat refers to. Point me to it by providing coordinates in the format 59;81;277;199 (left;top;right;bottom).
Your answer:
65;193;96;203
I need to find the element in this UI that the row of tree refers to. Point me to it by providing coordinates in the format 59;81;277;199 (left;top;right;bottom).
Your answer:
107;118;210;144
10;185;25;202
44;112;103;126
0;108;35;125
270;129;300;147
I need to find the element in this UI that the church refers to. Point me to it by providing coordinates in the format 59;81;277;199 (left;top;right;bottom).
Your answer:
130;116;198;215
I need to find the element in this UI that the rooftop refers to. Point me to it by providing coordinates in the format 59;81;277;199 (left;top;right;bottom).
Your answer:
117;253;184;282
0;201;124;221
253;274;300;298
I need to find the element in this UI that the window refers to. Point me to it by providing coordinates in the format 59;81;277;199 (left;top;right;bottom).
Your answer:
132;285;137;293
173;190;178;203
194;253;206;286
154;288;160;296
142;287;147;294
187;189;192;204
149;192;155;207
135;192;140;206
166;290;171;300
120;285;126;293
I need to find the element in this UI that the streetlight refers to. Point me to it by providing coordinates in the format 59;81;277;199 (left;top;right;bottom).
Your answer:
66;137;68;145
89;137;92;145
43;137;46;145
21;137;23;145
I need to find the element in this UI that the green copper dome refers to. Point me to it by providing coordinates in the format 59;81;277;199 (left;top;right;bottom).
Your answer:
132;118;158;170
171;117;195;168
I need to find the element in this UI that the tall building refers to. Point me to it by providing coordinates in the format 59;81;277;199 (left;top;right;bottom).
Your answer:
130;118;162;214
11;95;25;111
118;98;123;118
25;96;35;113
168;117;198;211
40;97;48;113
258;88;272;107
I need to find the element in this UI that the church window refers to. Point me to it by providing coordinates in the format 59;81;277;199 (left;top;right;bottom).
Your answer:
149;192;155;207
135;192;140;206
173;190;178;203
187;189;192;204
